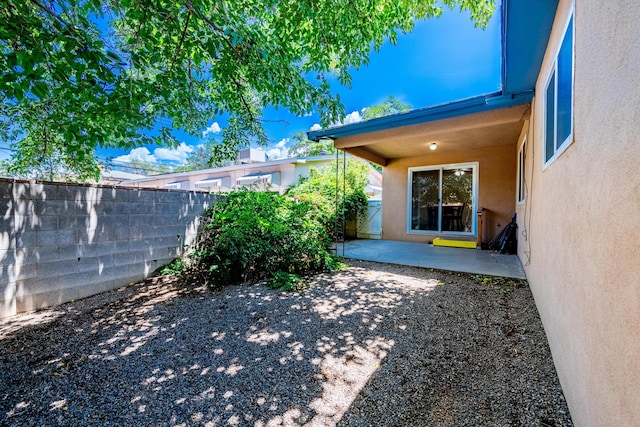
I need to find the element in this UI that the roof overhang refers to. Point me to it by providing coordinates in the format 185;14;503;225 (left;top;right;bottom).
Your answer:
307;0;558;161
332;100;531;166
502;0;559;93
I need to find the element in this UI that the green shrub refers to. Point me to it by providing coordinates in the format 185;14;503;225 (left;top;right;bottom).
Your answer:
158;257;186;276
287;159;369;241
185;190;341;289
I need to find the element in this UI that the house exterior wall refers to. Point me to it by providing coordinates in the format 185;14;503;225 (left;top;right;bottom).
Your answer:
517;1;640;425
382;144;517;243
123;163;297;193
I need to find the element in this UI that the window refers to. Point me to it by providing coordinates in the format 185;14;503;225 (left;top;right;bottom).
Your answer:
408;163;477;235
544;12;574;168
517;137;526;204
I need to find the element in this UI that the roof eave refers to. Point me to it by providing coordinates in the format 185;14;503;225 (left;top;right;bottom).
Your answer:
308;91;532;141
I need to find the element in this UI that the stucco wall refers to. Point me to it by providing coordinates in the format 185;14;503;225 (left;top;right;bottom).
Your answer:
382;144;517;243
0;179;216;319
517;1;640;425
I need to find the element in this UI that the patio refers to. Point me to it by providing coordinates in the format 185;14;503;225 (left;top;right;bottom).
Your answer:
336;239;526;279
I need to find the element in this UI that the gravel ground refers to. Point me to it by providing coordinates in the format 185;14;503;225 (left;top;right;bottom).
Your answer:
0;261;573;426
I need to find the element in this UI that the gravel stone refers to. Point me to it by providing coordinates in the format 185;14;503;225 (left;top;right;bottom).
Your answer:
0;261;573;426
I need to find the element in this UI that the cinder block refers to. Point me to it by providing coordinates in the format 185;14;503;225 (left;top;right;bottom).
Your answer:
13;214;59;231
75;279;118;300
125;261;147;279
77;254;114;273
12;182;28;199
129;214;149;227
155;203;181;215
78;227;114;244
0;181;13;199
37;258;78;277
15;230;37;248
89;201;114;215
114;226;142;241
100;187;119;202
114;250;145;267
42;244;76;262
26;181;47;199
55;184;84;201
0;202;15;233
0;248;14;264
113;202;146;215
36;229;76;246
128;189;155;204
90;241;119;257
127;238;153;253
0;282;17;318
13;199;35;216
16;286;78;313
99;214;128;229
141;226;166;239
153;214;180;227
105;240;129;257
34;199;75;216
156;191;182;204
57;214;82;229
17;262;38;281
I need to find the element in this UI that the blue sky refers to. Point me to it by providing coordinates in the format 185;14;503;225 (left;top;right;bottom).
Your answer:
95;6;502;166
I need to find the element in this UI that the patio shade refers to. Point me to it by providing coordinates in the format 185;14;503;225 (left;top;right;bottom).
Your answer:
195;178;223;188
236;173;273;186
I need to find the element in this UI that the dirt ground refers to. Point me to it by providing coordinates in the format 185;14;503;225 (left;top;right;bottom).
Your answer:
0;261;572;426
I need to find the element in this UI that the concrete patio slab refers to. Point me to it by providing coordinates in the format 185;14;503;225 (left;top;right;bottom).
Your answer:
337;239;526;279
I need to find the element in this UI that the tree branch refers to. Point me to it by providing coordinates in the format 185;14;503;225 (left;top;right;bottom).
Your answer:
170;11;191;72
185;0;241;59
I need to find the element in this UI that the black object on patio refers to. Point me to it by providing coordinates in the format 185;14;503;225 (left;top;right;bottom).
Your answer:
488;213;518;254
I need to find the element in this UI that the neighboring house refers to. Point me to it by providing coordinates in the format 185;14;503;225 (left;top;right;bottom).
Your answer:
309;1;640;426
120;154;383;199
98;169;147;185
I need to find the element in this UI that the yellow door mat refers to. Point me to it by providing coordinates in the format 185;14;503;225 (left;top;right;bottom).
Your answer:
433;238;477;249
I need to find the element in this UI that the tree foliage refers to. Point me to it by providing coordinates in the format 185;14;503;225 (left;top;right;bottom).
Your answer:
362;95;412;120
287;158;369;240
288;131;337;157
1;0;494;179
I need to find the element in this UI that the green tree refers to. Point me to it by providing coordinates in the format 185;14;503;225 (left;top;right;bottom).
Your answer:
287;159;370;240
288;132;337;157
1;0;494;180
361;96;412;120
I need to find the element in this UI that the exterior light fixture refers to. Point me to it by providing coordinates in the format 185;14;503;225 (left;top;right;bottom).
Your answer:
429;142;438;151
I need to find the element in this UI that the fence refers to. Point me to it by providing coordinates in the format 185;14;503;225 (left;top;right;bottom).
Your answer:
1;179;217;318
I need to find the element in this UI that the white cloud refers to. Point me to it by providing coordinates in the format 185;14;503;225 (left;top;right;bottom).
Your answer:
154;142;193;164
343;111;363;125
114;143;194;166
265;138;289;160
309;123;322;131
202;122;221;137
113;147;157;164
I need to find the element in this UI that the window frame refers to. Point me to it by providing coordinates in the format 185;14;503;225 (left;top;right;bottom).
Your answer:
517;136;527;204
406;162;479;236
543;9;575;170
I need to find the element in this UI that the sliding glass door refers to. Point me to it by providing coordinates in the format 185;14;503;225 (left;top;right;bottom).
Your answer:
409;163;477;234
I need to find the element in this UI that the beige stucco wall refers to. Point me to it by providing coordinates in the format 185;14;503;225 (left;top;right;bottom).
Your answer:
382;144;517;243
516;1;640;425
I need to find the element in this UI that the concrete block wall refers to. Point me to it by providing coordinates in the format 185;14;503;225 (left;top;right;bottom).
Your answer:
1;179;217;318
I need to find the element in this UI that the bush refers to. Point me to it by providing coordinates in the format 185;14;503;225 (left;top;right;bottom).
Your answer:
287;159;369;241
184;190;341;289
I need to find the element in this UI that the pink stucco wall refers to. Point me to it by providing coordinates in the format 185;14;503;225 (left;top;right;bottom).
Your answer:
516;1;640;425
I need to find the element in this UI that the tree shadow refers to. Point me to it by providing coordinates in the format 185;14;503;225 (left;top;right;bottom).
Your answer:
0;261;571;426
